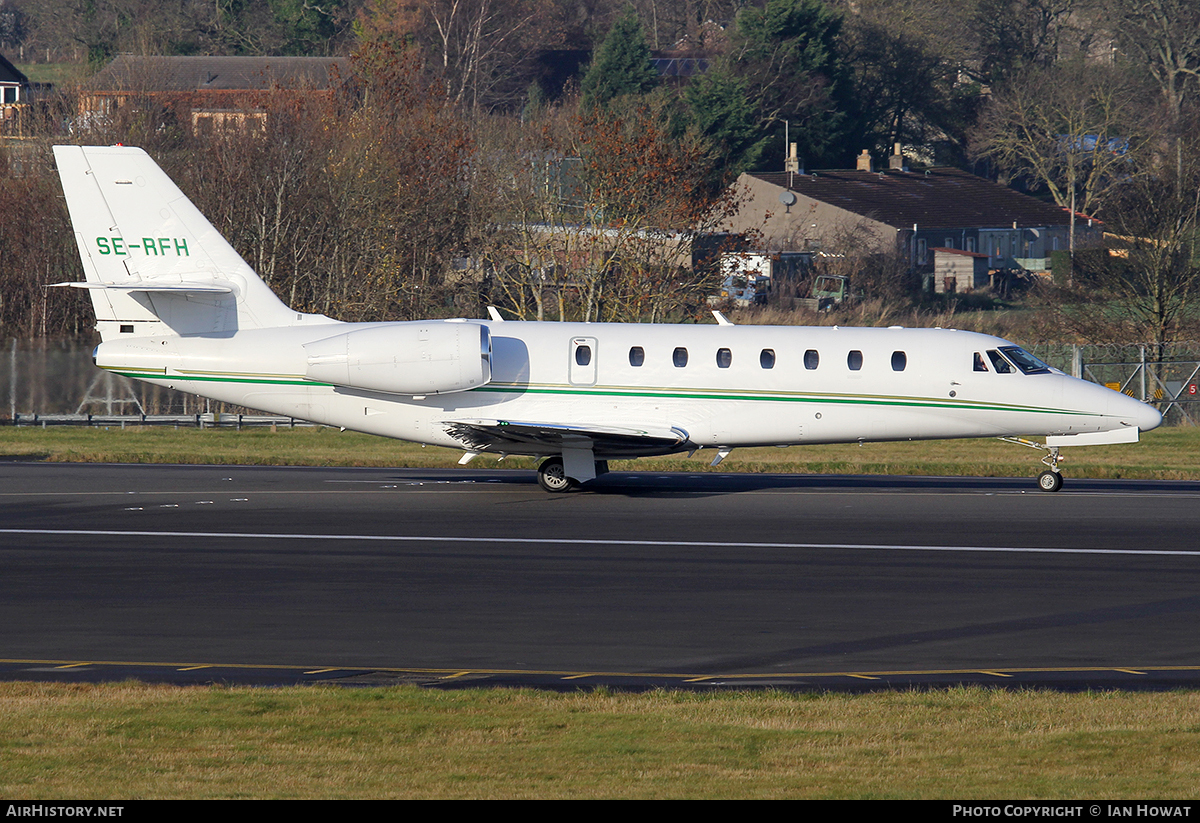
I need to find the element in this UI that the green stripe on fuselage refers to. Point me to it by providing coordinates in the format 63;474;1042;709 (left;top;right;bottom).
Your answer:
105;366;1087;417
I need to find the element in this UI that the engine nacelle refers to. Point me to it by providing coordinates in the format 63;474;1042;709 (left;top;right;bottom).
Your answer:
304;321;491;395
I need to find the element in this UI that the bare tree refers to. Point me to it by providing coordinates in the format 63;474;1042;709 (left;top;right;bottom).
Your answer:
1058;166;1200;348
478;94;742;323
1106;0;1200;186
971;60;1152;248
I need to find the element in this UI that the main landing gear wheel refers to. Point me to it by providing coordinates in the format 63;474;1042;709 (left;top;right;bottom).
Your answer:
1037;470;1064;493
537;456;576;493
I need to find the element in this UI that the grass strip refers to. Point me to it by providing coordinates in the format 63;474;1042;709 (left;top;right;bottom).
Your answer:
0;425;1196;480
2;683;1199;799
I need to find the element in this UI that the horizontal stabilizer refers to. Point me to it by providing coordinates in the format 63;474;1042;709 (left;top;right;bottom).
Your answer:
50;281;234;294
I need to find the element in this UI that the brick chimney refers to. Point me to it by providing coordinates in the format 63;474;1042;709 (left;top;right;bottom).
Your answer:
889;142;905;170
856;149;872;172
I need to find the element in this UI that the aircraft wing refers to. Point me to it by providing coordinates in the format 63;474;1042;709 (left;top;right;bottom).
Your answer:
445;419;692;458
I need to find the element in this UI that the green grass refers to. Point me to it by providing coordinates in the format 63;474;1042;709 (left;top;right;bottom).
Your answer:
1;683;1198;799
13;62;87;85
0;424;1196;481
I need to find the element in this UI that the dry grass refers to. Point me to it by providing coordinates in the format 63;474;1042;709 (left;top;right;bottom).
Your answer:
1;683;1198;799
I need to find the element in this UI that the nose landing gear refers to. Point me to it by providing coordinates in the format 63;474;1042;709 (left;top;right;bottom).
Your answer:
1000;437;1064;492
1037;468;1063;492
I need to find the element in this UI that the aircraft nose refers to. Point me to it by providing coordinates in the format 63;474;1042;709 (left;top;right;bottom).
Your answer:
1114;391;1162;432
1136;401;1163;432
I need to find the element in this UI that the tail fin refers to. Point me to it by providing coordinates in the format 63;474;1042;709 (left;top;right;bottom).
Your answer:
53;145;300;339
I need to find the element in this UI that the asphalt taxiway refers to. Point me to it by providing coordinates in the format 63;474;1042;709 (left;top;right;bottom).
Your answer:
2;462;1199;690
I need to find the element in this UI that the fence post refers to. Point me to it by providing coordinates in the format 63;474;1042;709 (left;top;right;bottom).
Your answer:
8;339;15;420
1140;345;1147;402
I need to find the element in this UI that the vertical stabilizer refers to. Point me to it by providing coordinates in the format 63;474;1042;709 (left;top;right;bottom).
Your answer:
53;145;300;339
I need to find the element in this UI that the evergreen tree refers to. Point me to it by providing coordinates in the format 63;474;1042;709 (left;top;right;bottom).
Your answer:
684;68;764;182
727;0;853;169
580;6;658;109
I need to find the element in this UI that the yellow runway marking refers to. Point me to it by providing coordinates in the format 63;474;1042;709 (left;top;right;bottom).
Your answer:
4;658;1200;684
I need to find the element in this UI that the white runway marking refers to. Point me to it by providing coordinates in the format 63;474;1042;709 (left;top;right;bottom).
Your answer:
2;528;1199;557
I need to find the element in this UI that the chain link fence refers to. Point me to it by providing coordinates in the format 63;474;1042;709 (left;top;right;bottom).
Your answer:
1;339;292;425
1028;343;1200;426
2;337;1197;426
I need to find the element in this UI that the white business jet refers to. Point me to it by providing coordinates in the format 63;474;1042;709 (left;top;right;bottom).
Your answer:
52;145;1161;492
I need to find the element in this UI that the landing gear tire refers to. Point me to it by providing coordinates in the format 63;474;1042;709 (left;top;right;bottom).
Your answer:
1037;470;1063;493
537;456;576;493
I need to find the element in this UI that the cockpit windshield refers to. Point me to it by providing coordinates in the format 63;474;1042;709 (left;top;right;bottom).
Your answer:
998;346;1052;375
986;350;1012;373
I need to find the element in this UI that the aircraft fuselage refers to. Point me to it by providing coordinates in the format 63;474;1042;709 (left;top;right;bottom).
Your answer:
94;320;1158;458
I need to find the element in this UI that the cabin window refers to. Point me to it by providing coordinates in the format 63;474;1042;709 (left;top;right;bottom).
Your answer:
629;346;644;367
575;345;592;366
891;351;907;371
847;350;863;371
716;348;732;369
673;347;688;367
986;350;1013;374
120;324;134;334
760;348;776;369
974;352;988;372
804;349;819;370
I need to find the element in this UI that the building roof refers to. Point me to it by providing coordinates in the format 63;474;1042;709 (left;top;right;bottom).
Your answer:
932;247;990;258
0;52;29;86
748;167;1079;231
85;56;351;93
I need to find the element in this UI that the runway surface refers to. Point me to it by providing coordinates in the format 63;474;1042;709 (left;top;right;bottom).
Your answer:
3;461;1200;690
